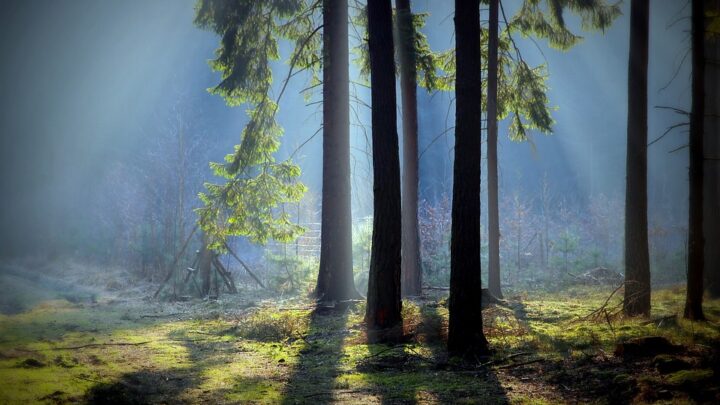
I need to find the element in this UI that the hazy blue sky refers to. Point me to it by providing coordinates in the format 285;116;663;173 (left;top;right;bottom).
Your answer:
0;0;694;256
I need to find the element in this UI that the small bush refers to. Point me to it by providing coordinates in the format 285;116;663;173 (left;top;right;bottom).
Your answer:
235;307;310;342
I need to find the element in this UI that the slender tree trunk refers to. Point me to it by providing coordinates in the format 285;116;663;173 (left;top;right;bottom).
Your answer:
685;0;706;320
396;0;422;297
448;0;489;358
623;0;651;317
538;234;545;272
517;228;522;278
487;0;503;299
176;126;186;271
704;0;720;298
199;233;213;297
365;0;403;343
316;0;359;302
542;173;550;271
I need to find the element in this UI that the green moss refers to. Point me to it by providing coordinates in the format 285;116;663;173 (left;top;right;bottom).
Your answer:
234;307;311;342
0;286;718;403
665;369;714;387
225;378;284;403
0;359;96;403
509;395;556;405
613;373;632;385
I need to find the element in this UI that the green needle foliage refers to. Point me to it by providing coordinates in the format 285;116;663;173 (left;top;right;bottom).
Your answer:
487;28;554;141
194;0;323;249
422;27;555;141
512;0;622;50
352;4;553;141
353;7;444;91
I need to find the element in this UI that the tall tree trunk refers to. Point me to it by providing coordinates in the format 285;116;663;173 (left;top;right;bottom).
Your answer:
176;125;186;263
685;0;706;320
487;0;502;299
396;0;422;297
623;0;651;317
365;0;403;343
448;0;489;358
316;0;359;302
199;233;213;297
704;0;720;298
541;173;551;271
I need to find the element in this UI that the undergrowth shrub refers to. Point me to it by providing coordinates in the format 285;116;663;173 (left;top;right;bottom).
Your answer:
235;307;310;342
264;253;318;295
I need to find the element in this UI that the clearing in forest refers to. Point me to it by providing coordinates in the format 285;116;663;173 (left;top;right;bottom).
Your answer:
0;263;719;404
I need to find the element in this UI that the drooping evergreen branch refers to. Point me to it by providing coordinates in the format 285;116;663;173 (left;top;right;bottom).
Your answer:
195;0;325;249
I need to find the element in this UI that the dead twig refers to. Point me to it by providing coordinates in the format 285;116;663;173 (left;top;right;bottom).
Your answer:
23;341;154;351
639;314;677;326
140;313;183;318
495;358;544;369
478;351;533;367
576;282;625;323
277;306;316;311
188;330;224;336
423;285;450;291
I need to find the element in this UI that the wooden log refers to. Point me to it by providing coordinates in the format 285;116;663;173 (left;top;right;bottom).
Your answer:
224;242;266;289
212;256;237;294
153;224;198;298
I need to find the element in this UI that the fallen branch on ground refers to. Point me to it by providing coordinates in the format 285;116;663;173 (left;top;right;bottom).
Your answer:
640;314;677;326
224;242;266;289
575;282;630;330
495;358;544;369
140;313;183;318
21;341;154;351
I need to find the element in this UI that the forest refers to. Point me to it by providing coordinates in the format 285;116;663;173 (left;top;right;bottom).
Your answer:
0;0;719;403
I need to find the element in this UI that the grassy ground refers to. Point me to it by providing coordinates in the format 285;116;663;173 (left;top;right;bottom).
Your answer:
1;274;719;404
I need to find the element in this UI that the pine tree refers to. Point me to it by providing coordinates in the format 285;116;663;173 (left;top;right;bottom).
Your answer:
685;0;706;320
195;1;361;305
395;0;422;297
194;1;312;249
703;0;720;298
315;0;360;302
365;0;403;343
487;0;502;299
448;0;490;358
623;0;651;317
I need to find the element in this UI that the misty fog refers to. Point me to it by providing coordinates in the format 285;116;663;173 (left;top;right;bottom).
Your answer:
0;0;717;403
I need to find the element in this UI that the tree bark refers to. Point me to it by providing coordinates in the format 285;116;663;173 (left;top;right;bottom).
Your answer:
396;0;422;297
487;0;502;299
448;0;490;358
316;0;359;302
704;0;720;298
685;0;706;320
365;0;403;343
623;0;651;317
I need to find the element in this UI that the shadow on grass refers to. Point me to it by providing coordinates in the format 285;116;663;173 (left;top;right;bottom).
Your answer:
281;304;352;404
85;369;197;404
356;301;509;404
506;296;720;403
83;304;311;404
510;299;578;354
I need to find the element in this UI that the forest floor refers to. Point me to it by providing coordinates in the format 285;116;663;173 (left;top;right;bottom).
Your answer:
1;260;720;404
